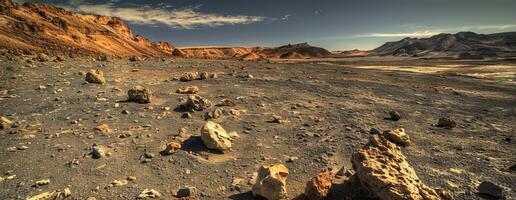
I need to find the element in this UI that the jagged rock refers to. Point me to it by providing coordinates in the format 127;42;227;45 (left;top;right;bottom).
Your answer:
0;116;13;129
85;69;106;84
382;128;410;147
163;141;181;155
217;99;236;107
389;110;401;121
252;164;289;200
127;86;151;104
437;117;456;129
205;108;223;120
351;135;441;200
180;72;199;81
176;85;199;94
138;188;161;199
200;121;232;151
185;95;212;111
477;181;505;198
304;170;332;200
37;53;49;62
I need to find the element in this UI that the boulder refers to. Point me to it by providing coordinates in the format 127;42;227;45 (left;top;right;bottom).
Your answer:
185;95;212;111
477;181;505;198
0;116;13;129
252;164;289;200
163;141;181;155
389;110;401;121
127;86;151;104
382;128;410;147
200;121;232;151
437;117;456;129
176;86;199;94
180;72;199;82
85;69;106;84
304;170;332;200
351;135;441;200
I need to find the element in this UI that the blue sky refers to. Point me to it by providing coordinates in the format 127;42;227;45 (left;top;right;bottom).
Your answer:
15;0;516;50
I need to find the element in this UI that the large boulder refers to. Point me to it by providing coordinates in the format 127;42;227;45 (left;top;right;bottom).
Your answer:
127;86;151;104
185;95;212;111
252;164;289;200
200;121;232;151
304;170;333;200
85;69;106;84
351;135;441;200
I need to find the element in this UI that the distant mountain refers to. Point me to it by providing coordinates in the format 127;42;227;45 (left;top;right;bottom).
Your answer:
260;42;332;58
0;0;174;57
370;31;516;58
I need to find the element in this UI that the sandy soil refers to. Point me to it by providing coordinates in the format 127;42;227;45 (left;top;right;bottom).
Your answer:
0;57;515;199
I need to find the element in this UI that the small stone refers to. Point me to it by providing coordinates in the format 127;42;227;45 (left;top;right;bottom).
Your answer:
144;152;155;158
91;145;105;159
287;156;298;162
122;110;131;115
252;164;289;200
26;192;52;200
63;188;72;197
34;179;50;186
110;179;128;187
176;186;198;198
127;86;151;104
369;128;381;135
163;141;181;155
437;117;456;129
246;74;254;78
477;181;505;198
382;128;411;147
509;164;516;172
94;124;110;134
127;176;137;181
230;178;244;191
0;116;13;129
138;188;161;199
389;110;401;121
37;85;46;90
304;170;333;200
129;55;142;61
205;108;223;120
200;121;232;151
272;115;288;124
199;72;209;80
176;86;199;94
85;69;106;84
37;53;50;62
17;145;28;150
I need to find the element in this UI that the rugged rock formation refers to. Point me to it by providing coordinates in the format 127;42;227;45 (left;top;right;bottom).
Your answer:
0;0;175;57
127;86;151;104
304;170;333;200
185;95;212;111
252;164;289;200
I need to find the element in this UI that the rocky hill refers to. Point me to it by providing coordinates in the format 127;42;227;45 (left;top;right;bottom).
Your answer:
261;42;332;58
0;0;174;57
370;31;516;58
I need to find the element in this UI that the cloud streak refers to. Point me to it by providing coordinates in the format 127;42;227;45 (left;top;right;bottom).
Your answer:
63;3;265;29
356;24;516;38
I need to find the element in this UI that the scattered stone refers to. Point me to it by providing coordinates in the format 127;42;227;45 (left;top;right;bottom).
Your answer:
369;127;381;135
0;176;4;182
163;141;181;155
17;145;28;150
94;124;110;134
138;188;161;199
34;179;50;186
144;152;155;159
37;85;46;90
180;72;199;81
63;188;71;197
0;116;13;129
287;156;298;162
217;99;236;107
246;74;254;79
209;73;218;78
127;86;151;104
388;110;401;121
176;86;199;94
382;128;411;147
351;134;442;200
185;95;212;111
227;131;239;138
85;69;106;84
199;72;209;80
200;121;232;151
27;191;53;200
91;145;105;159
109;179;128;187
252;164;289;200
127;176;137;181
271;115;288;124
176;186;198;198
205;108;223;120
477;181;505;199
122;110;131;115
437;117;456;129
304;170;332;200
37;53;50;62
335;166;353;178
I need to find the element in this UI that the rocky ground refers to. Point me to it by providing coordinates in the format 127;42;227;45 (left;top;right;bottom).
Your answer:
0;56;515;200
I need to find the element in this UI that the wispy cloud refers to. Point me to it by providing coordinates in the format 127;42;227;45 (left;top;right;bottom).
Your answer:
60;3;265;29
359;31;442;38
355;24;516;38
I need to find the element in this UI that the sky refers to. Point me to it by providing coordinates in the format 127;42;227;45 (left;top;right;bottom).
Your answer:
14;0;516;50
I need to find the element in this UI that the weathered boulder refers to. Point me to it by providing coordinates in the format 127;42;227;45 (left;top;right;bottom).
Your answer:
127;86;151;104
176;86;199;94
85;69;106;84
0;116;13;129
382;128;411;147
351;135;441;200
200;121;232;151
252;164;289;200
437;117;456;129
180;72;199;82
185;95;212;111
304;170;333;200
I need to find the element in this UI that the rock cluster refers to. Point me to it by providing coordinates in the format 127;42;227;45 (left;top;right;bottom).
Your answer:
85;69;106;84
252;164;289;200
127;86;151;104
200;121;232;151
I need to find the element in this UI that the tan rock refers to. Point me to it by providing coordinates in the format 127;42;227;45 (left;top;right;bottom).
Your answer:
109;179;128;187
180;72;199;81
382;128;410;147
304;170;333;200
351;135;441;200
1;116;13;129
205;107;224;120
185;95;212;111
199;72;209;80
27;191;54;200
94;124;110;134
200;121;232;151
138;188;161;199
37;53;50;62
163;141;181;155
85;69;106;84
252;164;289;200
176;86;199;94
217;99;237;107
127;86;151;104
